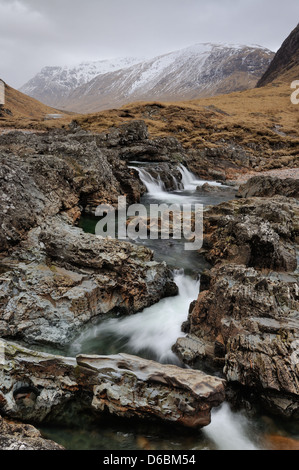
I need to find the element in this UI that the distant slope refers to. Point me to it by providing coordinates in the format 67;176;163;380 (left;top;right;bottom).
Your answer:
3;82;63;118
19;57;145;108
257;23;299;86
20;43;274;113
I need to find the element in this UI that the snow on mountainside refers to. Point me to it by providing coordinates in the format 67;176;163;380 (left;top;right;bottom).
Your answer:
19;57;145;108
20;43;274;113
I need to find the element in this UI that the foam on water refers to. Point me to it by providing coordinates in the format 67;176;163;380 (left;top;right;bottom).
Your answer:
70;270;199;363
203;403;259;450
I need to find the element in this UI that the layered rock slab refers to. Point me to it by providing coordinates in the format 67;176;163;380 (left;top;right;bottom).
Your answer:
0;340;225;429
0;218;177;347
0;416;64;450
174;264;299;417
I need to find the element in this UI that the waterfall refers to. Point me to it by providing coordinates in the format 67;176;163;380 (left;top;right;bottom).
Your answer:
129;166;167;195
178;164;198;190
203;403;259;450
178;164;225;190
69;270;200;364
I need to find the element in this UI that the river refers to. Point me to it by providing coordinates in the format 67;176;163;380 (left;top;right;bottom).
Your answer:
39;164;299;451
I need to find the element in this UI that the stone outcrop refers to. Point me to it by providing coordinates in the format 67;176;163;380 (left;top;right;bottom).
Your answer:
257;22;299;87
174;178;299;418
0;340;225;429
174;263;299;417
0;217;177;347
0;417;64;450
0;122;183;347
237;176;299;199
201;196;298;272
0;123;146;246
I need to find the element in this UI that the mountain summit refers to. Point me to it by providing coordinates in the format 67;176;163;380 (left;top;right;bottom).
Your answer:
257;23;299;87
20;43;274;113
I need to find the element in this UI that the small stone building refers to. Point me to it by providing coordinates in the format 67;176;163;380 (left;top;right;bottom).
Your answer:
0;80;5;106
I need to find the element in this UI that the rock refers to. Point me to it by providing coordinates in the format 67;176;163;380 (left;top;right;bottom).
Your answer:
264;434;299;451
0;340;226;429
201;196;298;272
237;176;299;199
196;182;237;194
185;144;252;181
0;218;177;347
0;416;64;450
0;124;146;253
0;123;181;347
174;263;299;418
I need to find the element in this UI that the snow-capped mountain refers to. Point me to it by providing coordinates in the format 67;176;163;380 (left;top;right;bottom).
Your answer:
20;43;274;113
19;57;145;108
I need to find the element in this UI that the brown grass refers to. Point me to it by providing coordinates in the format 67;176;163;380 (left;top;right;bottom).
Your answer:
0;83;73;129
1;79;298;167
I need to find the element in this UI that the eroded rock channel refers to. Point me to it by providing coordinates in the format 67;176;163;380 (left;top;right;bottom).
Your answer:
0;122;298;450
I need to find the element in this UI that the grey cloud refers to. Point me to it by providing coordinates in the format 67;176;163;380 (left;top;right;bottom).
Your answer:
0;0;298;88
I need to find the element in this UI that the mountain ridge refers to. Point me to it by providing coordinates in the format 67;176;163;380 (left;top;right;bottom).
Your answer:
257;23;299;87
20;43;274;113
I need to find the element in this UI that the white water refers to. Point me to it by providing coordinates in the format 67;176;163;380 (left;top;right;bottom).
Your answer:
129;166;167;196
178;164;224;190
131;164;225;199
74;166;261;450
70;271;200;364
203;403;259;450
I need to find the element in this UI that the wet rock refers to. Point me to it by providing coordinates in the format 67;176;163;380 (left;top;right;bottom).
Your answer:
174;263;299;418
0;416;64;450
0;126;146;252
0;218;177;347
201;196;298;272
0;340;226;429
196;182;237;194
237;176;299;199
264;434;299;450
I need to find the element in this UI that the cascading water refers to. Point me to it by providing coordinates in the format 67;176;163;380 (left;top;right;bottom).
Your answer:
69;270;200;364
129;166;167;195
177;164;224;190
46;161;288;451
131;163;225;196
202;403;259;450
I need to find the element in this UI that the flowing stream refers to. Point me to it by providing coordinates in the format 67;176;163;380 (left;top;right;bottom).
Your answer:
40;165;299;450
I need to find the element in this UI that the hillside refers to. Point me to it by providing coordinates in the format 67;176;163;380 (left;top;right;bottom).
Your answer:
0;82;70;128
20;57;144;108
59;81;297;177
19;43;274;113
257;23;299;86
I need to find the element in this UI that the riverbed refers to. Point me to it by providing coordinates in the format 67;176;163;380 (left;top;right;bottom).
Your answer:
39;165;299;450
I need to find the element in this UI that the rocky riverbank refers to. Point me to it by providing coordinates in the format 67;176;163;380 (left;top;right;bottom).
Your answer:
174;176;299;418
0;121;228;446
0;121;298;448
0;340;225;431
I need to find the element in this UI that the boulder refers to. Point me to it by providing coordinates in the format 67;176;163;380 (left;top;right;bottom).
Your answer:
237;176;299;199
0;417;64;450
0;218;177;347
201;196;298;272
0;340;226;429
173;264;299;418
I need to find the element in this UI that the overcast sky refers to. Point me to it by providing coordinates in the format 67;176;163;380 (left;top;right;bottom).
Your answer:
1;0;298;88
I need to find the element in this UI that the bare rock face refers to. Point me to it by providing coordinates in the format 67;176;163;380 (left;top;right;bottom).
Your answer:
0;218;177;347
257;22;299;87
174;181;299;418
174;264;299;418
0;340;225;429
0;417;64;450
0;124;147;252
201;196;298;272
0;123;180;347
237;176;299;199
